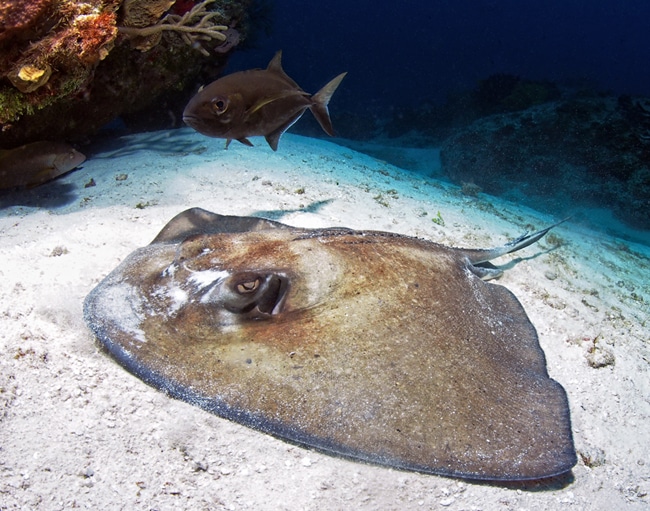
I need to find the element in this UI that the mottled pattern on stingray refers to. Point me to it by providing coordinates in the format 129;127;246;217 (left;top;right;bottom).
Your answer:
84;208;576;481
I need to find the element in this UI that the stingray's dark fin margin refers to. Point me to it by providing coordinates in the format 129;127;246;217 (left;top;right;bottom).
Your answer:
464;217;570;278
150;208;290;244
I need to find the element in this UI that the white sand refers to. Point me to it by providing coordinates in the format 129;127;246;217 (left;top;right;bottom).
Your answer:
1;129;648;510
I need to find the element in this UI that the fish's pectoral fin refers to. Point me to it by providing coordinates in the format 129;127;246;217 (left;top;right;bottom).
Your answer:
264;112;305;151
310;72;347;136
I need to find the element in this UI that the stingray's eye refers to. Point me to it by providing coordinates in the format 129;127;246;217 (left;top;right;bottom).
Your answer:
236;278;261;294
211;96;229;114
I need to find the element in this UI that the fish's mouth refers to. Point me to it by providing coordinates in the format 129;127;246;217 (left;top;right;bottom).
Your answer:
182;115;199;128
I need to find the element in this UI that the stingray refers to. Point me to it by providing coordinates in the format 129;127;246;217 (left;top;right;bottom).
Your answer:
84;208;576;481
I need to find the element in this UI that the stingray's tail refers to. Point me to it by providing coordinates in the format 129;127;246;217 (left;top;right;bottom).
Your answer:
472;217;570;264
310;72;347;136
499;217;570;256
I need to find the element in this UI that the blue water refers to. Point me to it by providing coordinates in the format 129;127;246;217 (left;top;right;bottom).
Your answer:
225;0;650;244
235;0;650;112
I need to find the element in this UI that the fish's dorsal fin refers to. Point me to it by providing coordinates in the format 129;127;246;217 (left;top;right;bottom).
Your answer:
267;50;283;72
266;50;302;89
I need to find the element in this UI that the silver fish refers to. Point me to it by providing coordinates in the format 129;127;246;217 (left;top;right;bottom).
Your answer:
183;51;346;150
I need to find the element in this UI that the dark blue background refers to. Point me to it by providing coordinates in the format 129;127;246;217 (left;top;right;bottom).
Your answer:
232;0;650;113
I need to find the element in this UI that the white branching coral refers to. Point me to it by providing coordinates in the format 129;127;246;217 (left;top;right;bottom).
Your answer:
118;0;228;56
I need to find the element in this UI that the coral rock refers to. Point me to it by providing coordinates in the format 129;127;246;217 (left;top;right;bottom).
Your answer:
0;0;53;43
121;0;175;27
9;64;52;93
0;0;253;148
440;94;650;230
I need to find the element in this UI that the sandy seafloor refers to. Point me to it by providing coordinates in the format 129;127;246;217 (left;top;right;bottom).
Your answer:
0;128;648;510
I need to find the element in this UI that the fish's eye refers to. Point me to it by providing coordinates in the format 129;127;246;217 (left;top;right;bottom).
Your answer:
236;277;261;294
211;96;229;114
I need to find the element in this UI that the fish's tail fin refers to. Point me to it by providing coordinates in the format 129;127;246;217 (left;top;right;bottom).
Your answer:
310;72;347;136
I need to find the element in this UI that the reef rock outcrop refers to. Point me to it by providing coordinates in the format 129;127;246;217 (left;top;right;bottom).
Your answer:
440;94;650;230
0;0;255;148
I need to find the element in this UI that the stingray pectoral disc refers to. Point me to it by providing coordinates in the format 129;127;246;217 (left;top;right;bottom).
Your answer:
84;208;576;481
